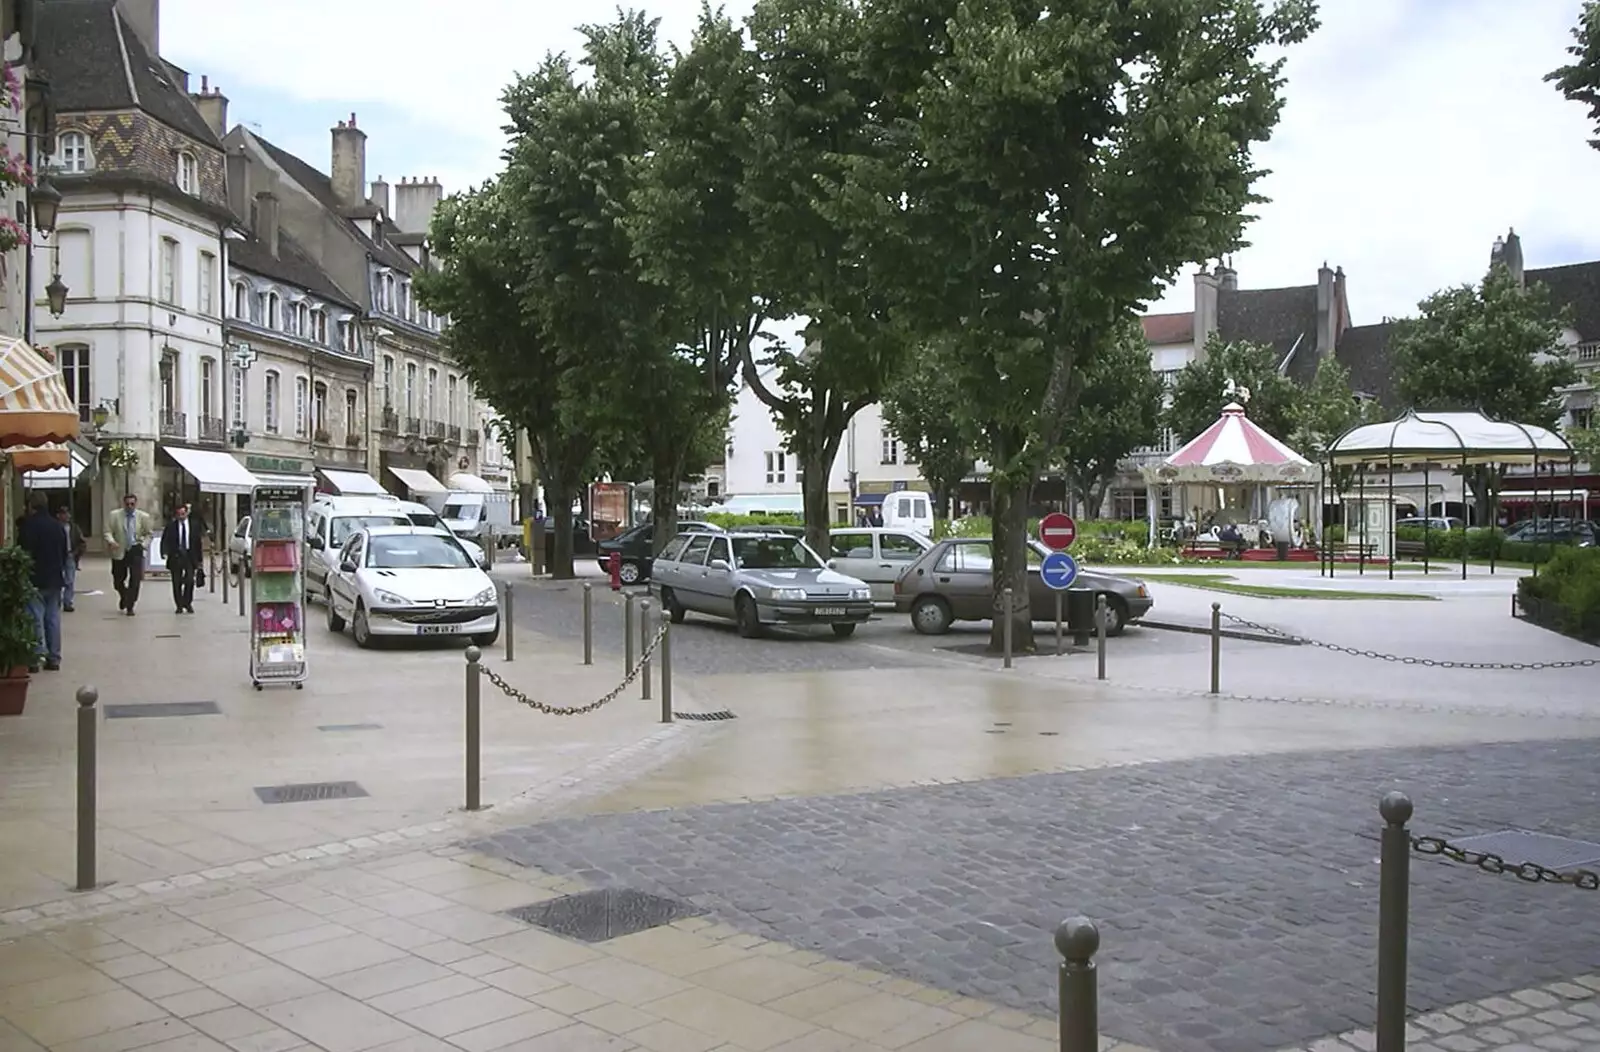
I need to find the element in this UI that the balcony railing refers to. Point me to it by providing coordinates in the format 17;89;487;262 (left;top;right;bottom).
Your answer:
381;406;399;433
198;415;226;444
159;410;186;439
1576;341;1600;365
426;420;446;440
447;424;462;445
405;416;422;435
314;428;332;444
466;428;480;447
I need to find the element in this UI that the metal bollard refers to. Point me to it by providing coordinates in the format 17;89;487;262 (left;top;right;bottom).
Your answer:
582;582;593;665
222;554;229;604
640;599;652;700
660;605;673;724
1002;587;1014;669
504;583;515;662
1054;591;1064;656
209;552;217;593
1055;918;1099;1052
237;564;246;616
1209;601;1221;694
75;686;98;892
464;647;482;812
1095;594;1107;681
1376;792;1413;1052
625;593;635;676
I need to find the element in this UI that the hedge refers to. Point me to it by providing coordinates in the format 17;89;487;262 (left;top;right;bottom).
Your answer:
1517;547;1600;640
1394;526;1565;565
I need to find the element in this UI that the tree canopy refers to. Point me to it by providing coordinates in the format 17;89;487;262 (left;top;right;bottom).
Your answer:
1289;355;1382;465
1057;320;1166;519
1165;336;1303;452
880;341;977;522
1549;1;1600;150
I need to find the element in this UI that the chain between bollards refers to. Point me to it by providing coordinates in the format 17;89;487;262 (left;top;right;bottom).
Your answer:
1209;601;1221;694
504;583;515;662
465;647;482;812
1095;594;1107;680
640;599;653;700
75;685;98;892
1003;587;1014;669
624;592;635;676
660;603;673;723
1376;791;1412;1052
1056;918;1099;1052
582;582;593;665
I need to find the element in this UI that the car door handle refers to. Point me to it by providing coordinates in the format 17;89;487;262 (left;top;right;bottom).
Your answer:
938;576;951;583
878;563;893;568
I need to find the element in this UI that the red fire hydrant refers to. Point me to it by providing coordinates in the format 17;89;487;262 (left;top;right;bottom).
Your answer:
608;551;622;591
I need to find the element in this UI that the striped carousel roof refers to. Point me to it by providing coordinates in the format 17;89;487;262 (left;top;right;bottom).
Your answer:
1167;402;1309;469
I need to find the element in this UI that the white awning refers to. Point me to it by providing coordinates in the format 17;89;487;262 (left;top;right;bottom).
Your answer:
1500;489;1590;504
318;468;386;495
21;446;93;489
389;466;448;496
253;472;317;492
166;446;261;495
446;472;494;493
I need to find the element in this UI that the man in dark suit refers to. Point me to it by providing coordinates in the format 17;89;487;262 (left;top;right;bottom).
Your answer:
160;503;205;614
17;498;68;672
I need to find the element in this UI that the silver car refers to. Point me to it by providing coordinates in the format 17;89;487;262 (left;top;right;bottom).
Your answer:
825;527;932;606
650;529;873;638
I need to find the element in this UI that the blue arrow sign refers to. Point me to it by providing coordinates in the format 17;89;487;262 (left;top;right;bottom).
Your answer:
1041;551;1079;591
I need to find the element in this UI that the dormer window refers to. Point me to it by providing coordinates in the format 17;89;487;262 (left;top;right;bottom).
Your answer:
311;309;328;344
341;320;358;354
380;273;396;313
399;281;412;321
55;131;92;173
176;151;198;194
293;301;309;337
266;292;281;329
232;281;247;318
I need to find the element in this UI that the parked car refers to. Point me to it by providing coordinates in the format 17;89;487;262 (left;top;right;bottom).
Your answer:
650;529;873;638
1395;516;1465;532
391;498;486;568
825;527;933;605
325;525;500;649
894;537;1153;636
229;516;252;576
1504;518;1597;546
304;497;414;602
595;519;718;584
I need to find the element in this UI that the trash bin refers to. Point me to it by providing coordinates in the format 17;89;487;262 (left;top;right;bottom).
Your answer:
1275;540;1290;560
1066;588;1095;646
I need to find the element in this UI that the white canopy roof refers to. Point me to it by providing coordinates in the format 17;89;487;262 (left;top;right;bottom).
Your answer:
166;447;261;495
389;467;448;496
318;468;387;496
1328;410;1575;467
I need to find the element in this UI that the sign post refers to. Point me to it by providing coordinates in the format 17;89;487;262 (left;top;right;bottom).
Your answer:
1038;514;1078;655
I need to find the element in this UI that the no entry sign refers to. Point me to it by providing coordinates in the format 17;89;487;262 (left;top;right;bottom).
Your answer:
1038;512;1077;551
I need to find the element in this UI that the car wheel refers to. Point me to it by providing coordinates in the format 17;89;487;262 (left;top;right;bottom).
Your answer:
661;588;687;624
910;595;953;635
735;593;762;639
1102;595;1128;637
327;591;346;633
618;560;641;585
352;603;375;649
830;623;857;639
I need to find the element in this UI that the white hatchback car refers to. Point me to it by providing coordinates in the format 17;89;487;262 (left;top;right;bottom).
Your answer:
325;525;500;649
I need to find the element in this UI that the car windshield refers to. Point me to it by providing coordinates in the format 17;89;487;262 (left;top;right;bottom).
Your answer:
442;502;477;520
407;511;443;529
332;515;408;547
731;536;821;570
367;534;475;569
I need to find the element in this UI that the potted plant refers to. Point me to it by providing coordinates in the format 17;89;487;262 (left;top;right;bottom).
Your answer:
0;545;40;716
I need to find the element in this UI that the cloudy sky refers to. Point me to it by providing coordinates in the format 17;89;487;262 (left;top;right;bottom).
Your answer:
163;0;1600;325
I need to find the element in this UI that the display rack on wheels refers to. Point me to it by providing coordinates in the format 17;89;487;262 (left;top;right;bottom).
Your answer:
249;484;309;691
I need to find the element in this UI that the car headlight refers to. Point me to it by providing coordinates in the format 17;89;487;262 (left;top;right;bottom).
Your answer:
371;588;410;607
768;587;807;601
849;587;870;601
472;587;497;606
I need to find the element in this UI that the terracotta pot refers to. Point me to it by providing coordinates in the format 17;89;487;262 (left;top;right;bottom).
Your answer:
0;666;28;717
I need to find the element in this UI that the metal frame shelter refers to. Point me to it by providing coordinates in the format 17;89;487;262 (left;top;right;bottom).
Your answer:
1323;409;1577;581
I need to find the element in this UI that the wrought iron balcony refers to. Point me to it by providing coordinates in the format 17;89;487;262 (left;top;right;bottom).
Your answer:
198;415;226;444
381;406;399;432
159;410;186;439
345;431;363;447
466;428;480;447
405;416;422;435
314;428;332;444
426;420;446;440
446;424;462;445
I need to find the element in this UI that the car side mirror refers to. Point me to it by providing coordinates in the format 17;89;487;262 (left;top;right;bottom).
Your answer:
826;559;837;569
339;559;356;573
308;536;325;550
709;558;730;572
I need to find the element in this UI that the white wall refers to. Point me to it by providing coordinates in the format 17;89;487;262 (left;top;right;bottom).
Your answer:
723;371;850;497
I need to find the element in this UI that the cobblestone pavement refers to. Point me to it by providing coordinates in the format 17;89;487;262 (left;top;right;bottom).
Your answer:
472;737;1600;1052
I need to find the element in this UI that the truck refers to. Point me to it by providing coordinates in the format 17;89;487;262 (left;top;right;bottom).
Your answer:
432;489;521;548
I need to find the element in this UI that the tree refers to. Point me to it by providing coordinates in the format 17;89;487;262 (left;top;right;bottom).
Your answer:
1568;426;1600;467
846;0;1317;652
1549;1;1600;150
1056;320;1166;519
1289;356;1379;463
1392;263;1580;519
1164;336;1305;465
880;341;977;522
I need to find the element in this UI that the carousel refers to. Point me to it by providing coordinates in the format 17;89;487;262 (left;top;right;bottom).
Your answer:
1140;387;1322;560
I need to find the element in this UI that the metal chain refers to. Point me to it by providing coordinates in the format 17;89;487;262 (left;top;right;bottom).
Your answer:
1215;611;1598;670
1411;835;1600;890
478;624;668;716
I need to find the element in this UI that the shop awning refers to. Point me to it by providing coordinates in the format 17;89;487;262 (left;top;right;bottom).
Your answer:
1500;489;1590;504
21;444;94;489
389;466;448;496
318;468;387;496
446;472;494;493
852;493;887;506
165;446;262;495
0;338;79;448
253;472;318;492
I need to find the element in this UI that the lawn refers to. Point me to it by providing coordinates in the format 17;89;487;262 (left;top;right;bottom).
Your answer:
1135;572;1438;601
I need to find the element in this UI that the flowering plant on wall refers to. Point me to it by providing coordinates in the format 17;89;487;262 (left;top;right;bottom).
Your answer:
0;65;19;114
102;442;140;471
0;143;31;192
0;215;27;253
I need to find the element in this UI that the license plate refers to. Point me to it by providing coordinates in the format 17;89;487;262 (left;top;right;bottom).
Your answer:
815;606;846;617
417;624;457;635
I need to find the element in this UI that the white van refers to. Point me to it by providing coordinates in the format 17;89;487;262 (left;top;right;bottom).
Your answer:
879;490;935;536
717;494;805;517
304;496;413;602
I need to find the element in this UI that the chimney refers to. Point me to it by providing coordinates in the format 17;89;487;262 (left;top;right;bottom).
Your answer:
1215;258;1238;292
115;0;159;55
1490;227;1525;287
330;113;367;209
225;145;252;221
369;175;390;218
1192;266;1220;356
189;75;229;139
393;176;445;236
1333;266;1350;344
1314;261;1338;356
254;190;280;259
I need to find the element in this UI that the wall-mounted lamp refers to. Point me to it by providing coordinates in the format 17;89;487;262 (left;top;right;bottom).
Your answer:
91;398;118;430
45;273;68;316
30;177;60;235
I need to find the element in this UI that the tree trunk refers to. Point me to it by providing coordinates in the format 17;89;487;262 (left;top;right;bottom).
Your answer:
988;467;1035;654
548;496;575;580
799;451;833;553
651;450;686;555
931;485;953;523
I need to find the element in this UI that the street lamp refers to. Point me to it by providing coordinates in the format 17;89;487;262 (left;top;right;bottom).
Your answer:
91;400;114;431
45;272;68;316
30;176;60;235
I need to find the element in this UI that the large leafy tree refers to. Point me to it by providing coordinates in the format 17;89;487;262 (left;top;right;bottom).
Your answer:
880;341;977;522
1549;1;1600;150
1164;336;1304;468
1057;320;1165;519
846;0;1317;652
1289;355;1380;466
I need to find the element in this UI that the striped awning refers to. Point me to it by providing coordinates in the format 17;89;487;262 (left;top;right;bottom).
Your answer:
0;337;79;448
10;443;71;471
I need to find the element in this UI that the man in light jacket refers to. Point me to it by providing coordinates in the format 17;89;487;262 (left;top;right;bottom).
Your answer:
104;493;153;616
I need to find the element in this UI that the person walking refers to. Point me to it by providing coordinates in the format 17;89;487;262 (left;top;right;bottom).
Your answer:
160;503;204;614
105;493;153;615
17;498;68;672
58;505;86;612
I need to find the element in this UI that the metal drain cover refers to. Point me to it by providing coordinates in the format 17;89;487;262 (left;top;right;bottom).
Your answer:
105;702;221;719
673;711;736;722
1447;830;1600;870
254;781;369;804
318;723;384;732
503;889;703;943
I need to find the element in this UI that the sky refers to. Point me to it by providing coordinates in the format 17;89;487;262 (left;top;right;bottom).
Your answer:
162;0;1600;326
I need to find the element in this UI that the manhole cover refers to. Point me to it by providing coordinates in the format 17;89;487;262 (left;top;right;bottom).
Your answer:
104;702;221;719
503;889;703;943
154;634;181;639
318;723;384;731
673;711;736;722
1447;830;1600;870
254;781;369;804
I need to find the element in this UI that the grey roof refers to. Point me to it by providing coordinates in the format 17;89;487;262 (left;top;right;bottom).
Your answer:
36;0;220;148
1217;284;1319;381
1334;322;1397;409
1526;261;1600;341
252;135;418;275
230;232;359;311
